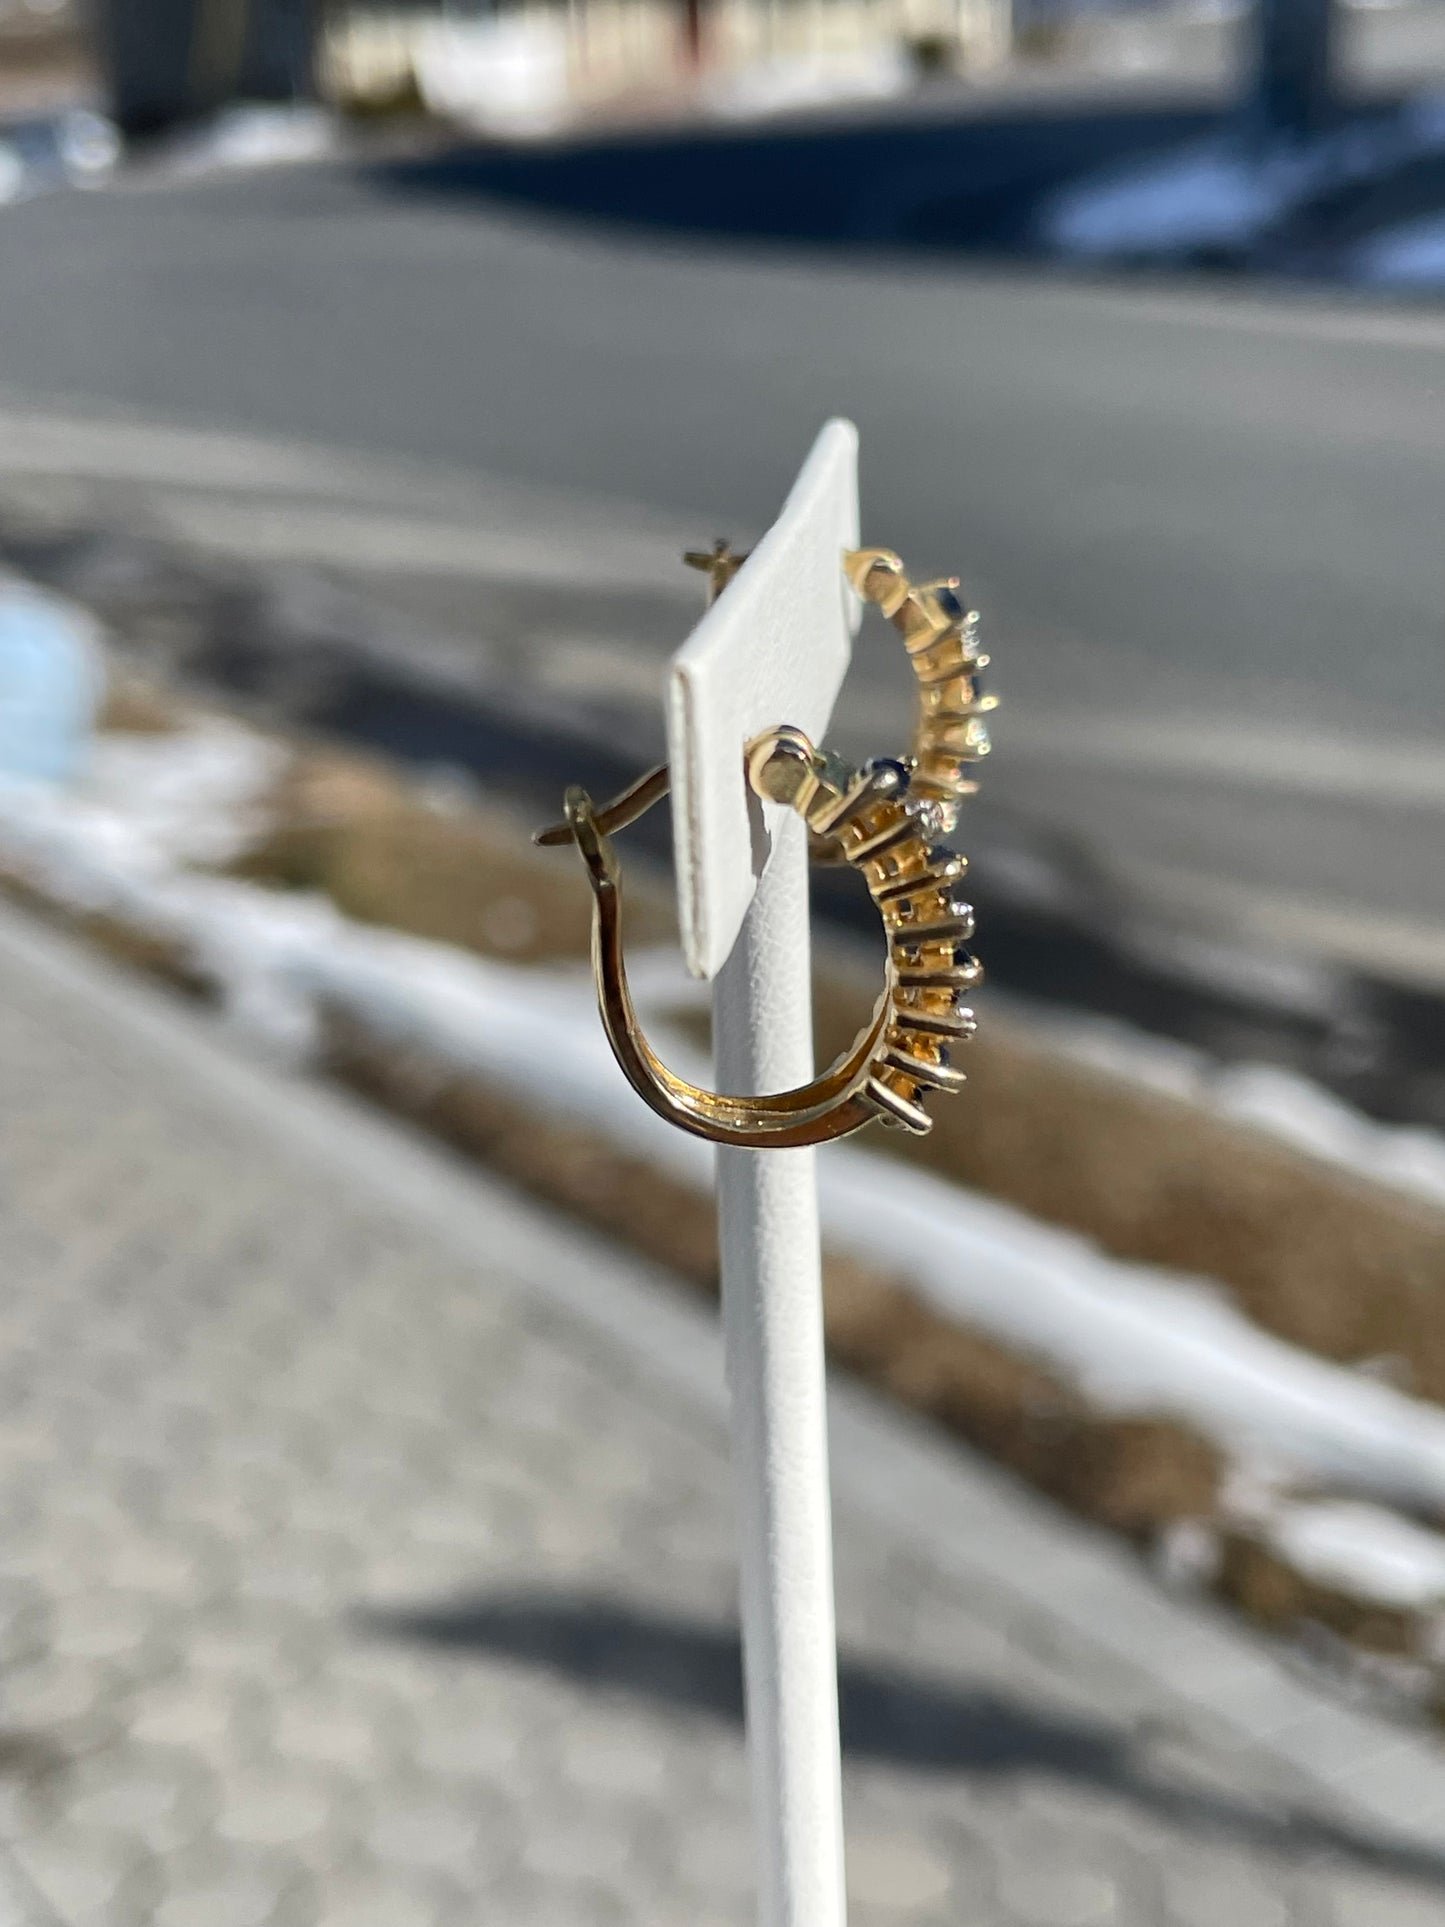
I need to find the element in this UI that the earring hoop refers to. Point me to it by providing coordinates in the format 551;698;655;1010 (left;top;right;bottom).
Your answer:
534;546;990;1146
836;545;995;843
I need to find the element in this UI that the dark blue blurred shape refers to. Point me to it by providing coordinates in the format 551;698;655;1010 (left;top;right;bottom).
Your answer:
93;0;317;137
373;96;1224;249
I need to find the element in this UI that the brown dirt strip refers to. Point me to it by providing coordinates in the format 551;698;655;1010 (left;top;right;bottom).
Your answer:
232;717;1445;1410
3;675;1433;1699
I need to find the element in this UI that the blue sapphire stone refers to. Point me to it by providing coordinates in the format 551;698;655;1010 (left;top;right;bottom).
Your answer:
818;749;855;791
862;756;910;794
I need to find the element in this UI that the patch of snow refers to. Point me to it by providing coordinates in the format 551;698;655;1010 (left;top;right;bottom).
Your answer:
1042;141;1285;259
1264;1500;1445;1611
817;1139;1445;1515
161;105;340;179
10;722;1445;1589
1352;212;1445;288
82;723;286;868
1005;1001;1204;1103
1002;998;1445;1213
1043;100;1445;263
1211;1064;1445;1209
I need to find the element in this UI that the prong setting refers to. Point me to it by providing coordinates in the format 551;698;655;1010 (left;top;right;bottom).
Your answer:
546;541;994;1146
743;547;999;1135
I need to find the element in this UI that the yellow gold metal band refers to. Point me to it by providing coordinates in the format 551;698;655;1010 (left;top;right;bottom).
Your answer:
840;545;994;841
535;547;990;1147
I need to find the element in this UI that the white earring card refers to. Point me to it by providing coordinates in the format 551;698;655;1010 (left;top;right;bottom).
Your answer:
666;418;861;983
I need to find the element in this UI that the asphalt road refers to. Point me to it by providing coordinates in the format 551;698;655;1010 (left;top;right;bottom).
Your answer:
0;158;1442;992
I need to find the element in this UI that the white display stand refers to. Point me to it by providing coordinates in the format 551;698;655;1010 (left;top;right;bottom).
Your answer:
668;420;862;1927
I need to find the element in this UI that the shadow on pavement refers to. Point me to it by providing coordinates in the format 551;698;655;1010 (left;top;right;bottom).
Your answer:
365;1589;1445;1889
367;100;1224;251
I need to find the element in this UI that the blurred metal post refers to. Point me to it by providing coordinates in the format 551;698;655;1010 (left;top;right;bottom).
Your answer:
682;0;704;70
90;0;317;136
1251;0;1335;139
91;0;206;136
238;0;318;99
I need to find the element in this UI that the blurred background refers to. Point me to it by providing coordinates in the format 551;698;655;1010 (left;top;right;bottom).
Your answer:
4;0;1444;1115
2;0;1445;1922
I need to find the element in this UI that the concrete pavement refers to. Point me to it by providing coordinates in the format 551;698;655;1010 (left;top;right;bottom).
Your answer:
2;900;1445;1924
0;170;1441;997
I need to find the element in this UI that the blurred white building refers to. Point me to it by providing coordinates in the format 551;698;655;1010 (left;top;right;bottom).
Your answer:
318;0;1014;129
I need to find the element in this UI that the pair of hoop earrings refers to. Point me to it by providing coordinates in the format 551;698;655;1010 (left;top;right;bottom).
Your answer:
536;546;995;1148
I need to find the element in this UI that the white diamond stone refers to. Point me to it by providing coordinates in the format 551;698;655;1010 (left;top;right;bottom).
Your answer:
905;797;954;839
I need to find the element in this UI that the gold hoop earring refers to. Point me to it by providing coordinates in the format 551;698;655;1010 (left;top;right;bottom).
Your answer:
841;545;995;838
535;547;992;1146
